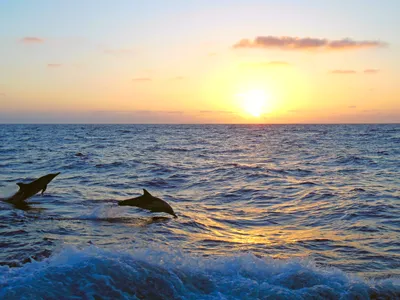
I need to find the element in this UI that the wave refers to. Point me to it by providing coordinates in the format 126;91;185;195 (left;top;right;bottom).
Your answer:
336;155;376;166
0;246;399;299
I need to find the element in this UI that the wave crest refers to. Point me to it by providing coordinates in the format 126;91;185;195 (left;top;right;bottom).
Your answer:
1;246;399;299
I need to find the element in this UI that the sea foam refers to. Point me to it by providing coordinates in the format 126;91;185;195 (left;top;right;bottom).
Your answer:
1;246;399;299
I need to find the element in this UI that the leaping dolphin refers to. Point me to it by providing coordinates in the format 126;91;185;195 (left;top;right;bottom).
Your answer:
1;172;60;205
118;189;177;218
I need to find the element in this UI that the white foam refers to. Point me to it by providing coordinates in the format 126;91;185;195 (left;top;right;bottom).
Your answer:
1;246;399;299
77;204;128;220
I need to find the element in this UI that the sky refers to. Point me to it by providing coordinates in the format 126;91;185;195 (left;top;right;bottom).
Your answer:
0;0;399;123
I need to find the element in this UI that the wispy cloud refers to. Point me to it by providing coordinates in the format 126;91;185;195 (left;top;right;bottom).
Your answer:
0;93;5;97
132;77;152;82
330;70;357;74
364;69;380;74
348;105;357;109
20;37;44;44
233;36;386;51
47;64;62;68
166;111;184;114
173;76;185;80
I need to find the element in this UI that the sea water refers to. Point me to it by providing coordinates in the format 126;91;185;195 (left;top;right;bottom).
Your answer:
0;124;399;299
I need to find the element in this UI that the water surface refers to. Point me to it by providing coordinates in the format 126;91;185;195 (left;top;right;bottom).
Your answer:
0;124;399;299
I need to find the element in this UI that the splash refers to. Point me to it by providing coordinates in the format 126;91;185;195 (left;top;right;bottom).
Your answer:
1;246;399;299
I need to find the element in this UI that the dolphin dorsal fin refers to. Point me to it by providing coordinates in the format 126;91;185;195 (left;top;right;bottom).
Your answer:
143;189;151;196
17;182;27;190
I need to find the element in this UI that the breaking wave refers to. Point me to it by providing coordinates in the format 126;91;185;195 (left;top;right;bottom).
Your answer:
1;246;399;299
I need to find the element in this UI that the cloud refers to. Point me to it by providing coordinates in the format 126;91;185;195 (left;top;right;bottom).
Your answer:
173;76;185;80
20;37;44;44
132;77;152;82
233;36;386;51
0;93;5;97
166;111;184;114
328;39;385;49
330;70;357;74
364;69;380;74
329;69;380;74
47;64;62;68
348;106;357;109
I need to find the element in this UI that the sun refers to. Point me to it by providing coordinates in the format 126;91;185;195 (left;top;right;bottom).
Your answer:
239;89;267;117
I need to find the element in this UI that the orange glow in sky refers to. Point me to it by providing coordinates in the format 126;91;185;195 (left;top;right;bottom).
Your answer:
0;1;399;123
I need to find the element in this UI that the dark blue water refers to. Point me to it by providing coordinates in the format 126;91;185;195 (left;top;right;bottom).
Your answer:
0;124;399;299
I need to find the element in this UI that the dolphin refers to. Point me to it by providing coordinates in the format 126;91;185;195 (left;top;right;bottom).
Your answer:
118;189;178;218
1;172;60;205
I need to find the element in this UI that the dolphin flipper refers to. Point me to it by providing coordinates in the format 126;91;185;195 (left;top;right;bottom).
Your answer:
41;185;47;195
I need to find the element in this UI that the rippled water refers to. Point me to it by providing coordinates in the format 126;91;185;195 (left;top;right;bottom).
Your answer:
0;124;399;299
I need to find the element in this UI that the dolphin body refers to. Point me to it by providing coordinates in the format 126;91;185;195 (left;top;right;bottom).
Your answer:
1;172;60;205
118;189;177;218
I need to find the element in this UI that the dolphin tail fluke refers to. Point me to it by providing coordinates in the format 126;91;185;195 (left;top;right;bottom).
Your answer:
118;200;127;206
172;213;178;218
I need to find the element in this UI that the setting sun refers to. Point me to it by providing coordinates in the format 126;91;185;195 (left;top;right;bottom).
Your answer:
0;1;398;125
239;89;268;117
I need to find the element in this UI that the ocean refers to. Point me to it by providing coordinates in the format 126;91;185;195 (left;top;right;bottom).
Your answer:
0;124;399;299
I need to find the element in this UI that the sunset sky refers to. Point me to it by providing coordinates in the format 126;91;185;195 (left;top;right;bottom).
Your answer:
0;0;399;123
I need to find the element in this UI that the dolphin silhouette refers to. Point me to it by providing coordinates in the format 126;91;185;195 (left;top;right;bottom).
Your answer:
2;172;60;205
118;189;178;218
